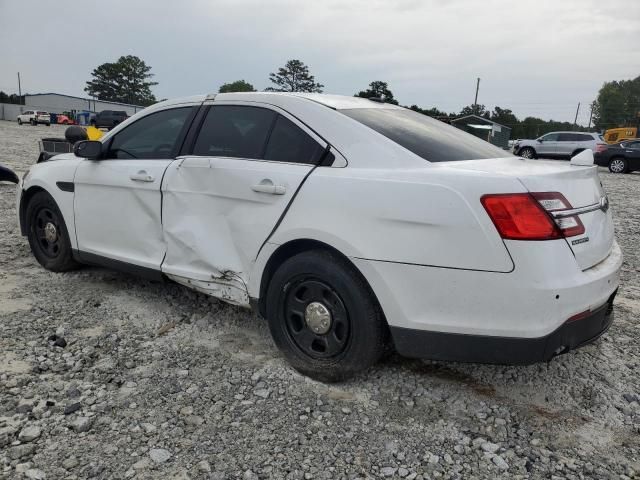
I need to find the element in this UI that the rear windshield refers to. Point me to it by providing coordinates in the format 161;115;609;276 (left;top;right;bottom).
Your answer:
340;108;511;162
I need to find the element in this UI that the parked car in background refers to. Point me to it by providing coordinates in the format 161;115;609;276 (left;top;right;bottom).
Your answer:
16;93;620;381
91;110;128;129
513;132;605;159
17;110;51;126
594;139;640;173
56;115;74;125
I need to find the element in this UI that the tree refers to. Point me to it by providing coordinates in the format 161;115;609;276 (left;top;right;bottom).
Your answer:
490;106;518;127
593;76;640;130
0;91;24;105
85;55;158;106
409;105;452;119
355;81;399;104
219;80;256;93
266;59;323;93
458;104;488;118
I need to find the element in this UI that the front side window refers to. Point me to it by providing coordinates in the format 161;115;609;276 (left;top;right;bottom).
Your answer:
106;107;192;159
626;141;640;150
264;115;325;164
540;133;559;142
557;133;575;142
340;108;509;162
193;106;275;158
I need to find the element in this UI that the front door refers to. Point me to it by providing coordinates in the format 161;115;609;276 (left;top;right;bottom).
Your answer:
74;106;195;270
161;103;327;304
537;133;560;156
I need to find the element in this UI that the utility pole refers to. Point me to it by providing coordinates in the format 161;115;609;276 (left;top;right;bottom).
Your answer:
473;77;480;108
588;102;594;129
573;102;580;129
17;72;22;104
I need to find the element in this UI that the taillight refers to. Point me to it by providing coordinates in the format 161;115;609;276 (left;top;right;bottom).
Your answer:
595;144;608;153
481;192;585;240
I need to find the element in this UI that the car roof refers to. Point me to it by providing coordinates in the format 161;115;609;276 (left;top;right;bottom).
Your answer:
213;92;398;110
150;92;399;112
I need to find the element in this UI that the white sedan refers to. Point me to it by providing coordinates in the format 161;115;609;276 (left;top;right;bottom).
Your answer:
17;93;621;381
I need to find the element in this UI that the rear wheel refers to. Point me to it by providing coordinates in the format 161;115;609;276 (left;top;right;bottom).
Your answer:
26;191;79;271
609;157;627;174
266;250;387;382
519;147;536;159
29;119;36;126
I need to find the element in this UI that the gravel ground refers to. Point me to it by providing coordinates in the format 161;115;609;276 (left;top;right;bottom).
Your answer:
0;119;639;480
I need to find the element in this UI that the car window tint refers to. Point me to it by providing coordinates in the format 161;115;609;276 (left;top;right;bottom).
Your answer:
627;141;640;150
107;107;192;160
541;133;559;141
579;134;593;141
557;133;574;142
340;108;509;162
193;105;276;158
264;115;324;164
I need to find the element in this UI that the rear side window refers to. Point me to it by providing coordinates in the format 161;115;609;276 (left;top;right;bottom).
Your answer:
107;107;192;159
340;108;509;162
193;105;275;158
264;115;324;164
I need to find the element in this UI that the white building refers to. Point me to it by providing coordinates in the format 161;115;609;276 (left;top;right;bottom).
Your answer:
23;93;144;116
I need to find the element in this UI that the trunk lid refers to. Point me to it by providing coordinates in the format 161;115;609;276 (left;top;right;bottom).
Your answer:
444;157;614;270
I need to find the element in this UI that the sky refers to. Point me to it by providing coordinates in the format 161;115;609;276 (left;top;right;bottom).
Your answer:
1;0;639;125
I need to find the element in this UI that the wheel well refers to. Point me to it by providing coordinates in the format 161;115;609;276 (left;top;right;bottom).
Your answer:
19;186;47;235
257;239;384;322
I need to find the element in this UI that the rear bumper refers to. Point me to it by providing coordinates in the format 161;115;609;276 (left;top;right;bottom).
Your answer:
391;290;616;364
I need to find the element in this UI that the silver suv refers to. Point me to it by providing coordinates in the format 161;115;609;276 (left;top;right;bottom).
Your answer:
513;132;605;159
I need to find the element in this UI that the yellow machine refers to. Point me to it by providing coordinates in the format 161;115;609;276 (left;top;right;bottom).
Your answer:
603;127;638;144
85;125;104;141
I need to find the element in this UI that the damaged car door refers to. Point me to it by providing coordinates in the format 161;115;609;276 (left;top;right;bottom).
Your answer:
161;103;327;304
74;107;194;270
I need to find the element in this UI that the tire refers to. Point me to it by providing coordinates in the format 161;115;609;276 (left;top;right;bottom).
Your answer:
45;122;50;127
30;119;36;126
26;191;80;272
17;119;22;125
609;157;628;174
266;249;387;382
519;147;536;159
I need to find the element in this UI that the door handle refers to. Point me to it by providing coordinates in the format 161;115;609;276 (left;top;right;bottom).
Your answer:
252;179;286;195
130;170;154;182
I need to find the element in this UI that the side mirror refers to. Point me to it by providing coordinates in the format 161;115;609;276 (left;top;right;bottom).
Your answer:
570;149;594;166
74;140;103;160
537;138;543;143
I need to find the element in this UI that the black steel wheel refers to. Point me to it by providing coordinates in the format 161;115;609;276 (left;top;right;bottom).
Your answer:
266;249;388;382
26;191;79;271
283;278;351;359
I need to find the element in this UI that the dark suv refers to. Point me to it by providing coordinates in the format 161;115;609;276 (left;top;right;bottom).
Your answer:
91;110;128;129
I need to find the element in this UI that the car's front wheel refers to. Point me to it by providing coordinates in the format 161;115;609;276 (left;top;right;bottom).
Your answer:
266;249;387;382
519;147;536;159
26;191;79;272
17;118;22;125
609;157;627;174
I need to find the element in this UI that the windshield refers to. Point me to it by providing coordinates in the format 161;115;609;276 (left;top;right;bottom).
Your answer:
340;108;511;162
